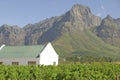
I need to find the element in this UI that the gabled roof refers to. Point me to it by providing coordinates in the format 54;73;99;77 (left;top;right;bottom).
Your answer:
0;45;45;58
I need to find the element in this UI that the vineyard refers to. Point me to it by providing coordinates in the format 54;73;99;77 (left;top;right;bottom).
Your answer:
0;63;120;80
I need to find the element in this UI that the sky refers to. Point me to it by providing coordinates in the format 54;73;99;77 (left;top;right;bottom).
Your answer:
0;0;120;27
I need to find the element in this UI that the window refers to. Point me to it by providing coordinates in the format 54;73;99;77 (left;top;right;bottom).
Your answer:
53;62;56;65
12;62;19;65
0;62;3;65
28;61;36;65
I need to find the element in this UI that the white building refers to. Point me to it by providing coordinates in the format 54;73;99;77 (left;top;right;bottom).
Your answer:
0;43;59;65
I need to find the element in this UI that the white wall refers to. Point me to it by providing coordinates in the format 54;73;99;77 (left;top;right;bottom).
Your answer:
40;43;59;65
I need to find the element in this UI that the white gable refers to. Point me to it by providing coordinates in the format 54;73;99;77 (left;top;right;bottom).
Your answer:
40;43;58;56
40;43;58;65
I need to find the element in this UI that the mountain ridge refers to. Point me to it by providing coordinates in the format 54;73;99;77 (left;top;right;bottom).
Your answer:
0;4;120;59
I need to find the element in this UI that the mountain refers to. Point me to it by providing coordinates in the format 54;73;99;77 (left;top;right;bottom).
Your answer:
96;15;120;47
0;24;25;46
24;4;101;45
0;4;120;59
23;17;60;45
25;4;120;58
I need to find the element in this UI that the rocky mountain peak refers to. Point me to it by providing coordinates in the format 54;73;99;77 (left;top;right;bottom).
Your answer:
71;4;91;17
1;24;21;29
104;15;113;21
1;24;10;28
68;4;92;21
105;15;113;19
0;24;25;46
100;15;114;26
64;4;101;30
96;15;120;47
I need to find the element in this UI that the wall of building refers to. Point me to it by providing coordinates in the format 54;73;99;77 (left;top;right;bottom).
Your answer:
0;58;39;65
40;54;58;65
39;43;59;65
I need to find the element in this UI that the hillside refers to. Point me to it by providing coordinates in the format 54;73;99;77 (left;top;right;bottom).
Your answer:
0;4;120;59
96;15;120;48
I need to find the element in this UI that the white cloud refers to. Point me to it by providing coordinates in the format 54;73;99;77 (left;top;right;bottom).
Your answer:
101;5;105;10
96;13;101;17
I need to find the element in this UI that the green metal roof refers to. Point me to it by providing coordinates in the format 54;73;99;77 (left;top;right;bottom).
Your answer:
0;45;45;58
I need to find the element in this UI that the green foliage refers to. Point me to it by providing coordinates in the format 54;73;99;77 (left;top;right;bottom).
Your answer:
66;55;117;63
0;63;120;80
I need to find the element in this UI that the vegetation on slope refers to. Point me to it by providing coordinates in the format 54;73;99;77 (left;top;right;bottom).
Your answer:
53;29;120;59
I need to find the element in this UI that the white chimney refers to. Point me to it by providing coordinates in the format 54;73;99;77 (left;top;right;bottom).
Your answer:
0;44;5;50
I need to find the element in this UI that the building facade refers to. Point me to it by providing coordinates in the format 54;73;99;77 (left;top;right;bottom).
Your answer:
0;43;59;65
